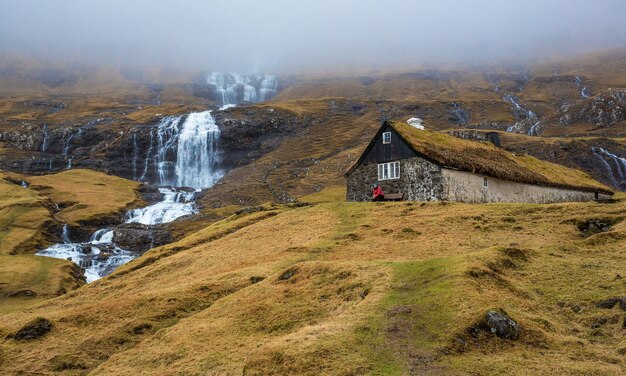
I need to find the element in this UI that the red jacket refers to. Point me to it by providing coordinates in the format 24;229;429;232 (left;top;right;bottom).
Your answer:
373;185;384;200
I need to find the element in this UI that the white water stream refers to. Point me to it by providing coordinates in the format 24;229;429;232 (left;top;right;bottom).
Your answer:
592;147;626;188
36;110;223;282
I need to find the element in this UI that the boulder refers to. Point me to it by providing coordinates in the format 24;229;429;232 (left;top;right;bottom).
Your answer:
469;309;520;340
113;223;171;253
12;317;53;341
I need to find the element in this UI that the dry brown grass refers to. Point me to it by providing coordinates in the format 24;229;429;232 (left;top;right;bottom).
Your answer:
0;172;53;255
27;169;142;226
0;169;143;315
0;197;624;375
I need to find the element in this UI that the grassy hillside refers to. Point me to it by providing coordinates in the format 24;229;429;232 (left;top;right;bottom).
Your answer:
1;196;625;375
0;169;142;314
27;169;143;226
0;172;54;254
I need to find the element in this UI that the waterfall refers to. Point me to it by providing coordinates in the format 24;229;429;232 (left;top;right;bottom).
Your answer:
144;111;222;189
41;124;49;153
259;74;278;101
140;128;155;182
175;111;221;188
36;226;133;283
36;110;223;282
450;102;469;125
63;131;75;169
574;76;591;98
503;94;540;135
61;224;71;244
528;121;542;136
154;116;182;185
125;188;196;225
592;147;626;188
206;72;277;105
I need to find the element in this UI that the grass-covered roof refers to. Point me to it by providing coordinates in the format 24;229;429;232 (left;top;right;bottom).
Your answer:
348;120;613;195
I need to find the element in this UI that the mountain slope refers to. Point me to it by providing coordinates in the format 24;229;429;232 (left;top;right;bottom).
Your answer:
1;198;625;374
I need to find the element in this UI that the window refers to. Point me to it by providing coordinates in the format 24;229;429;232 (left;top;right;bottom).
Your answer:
382;132;391;144
483;177;488;188
378;161;400;180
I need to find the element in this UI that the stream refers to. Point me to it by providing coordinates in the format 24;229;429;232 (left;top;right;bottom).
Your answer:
36;110;223;282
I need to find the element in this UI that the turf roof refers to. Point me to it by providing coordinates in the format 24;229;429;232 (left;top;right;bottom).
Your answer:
346;120;613;195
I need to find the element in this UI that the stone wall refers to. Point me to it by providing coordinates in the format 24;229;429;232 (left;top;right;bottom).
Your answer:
346;157;443;201
441;169;610;203
347;156;609;203
445;130;501;147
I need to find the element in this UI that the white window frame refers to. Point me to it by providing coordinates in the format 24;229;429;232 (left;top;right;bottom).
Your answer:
382;132;392;144
483;177;488;188
378;161;400;181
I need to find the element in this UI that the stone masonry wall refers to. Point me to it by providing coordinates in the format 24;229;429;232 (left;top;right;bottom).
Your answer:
346;157;444;201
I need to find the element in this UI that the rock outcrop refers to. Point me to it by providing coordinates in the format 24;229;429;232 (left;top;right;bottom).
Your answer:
559;90;626;127
11;317;53;341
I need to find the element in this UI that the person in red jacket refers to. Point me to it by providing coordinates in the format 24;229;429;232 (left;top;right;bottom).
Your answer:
372;184;385;201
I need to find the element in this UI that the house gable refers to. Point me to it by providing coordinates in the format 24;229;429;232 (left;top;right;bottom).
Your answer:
346;122;418;176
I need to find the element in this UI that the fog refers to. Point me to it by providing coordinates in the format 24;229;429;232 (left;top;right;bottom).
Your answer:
1;0;625;73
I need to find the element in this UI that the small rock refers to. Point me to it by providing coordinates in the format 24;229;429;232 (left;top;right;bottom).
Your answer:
484;310;520;339
7;289;37;298
596;296;626;310
596;297;620;309
278;267;298;281
250;276;265;284
469;309;520;340
591;317;608;329
571;304;582;313
12;317;53;341
359;288;370;299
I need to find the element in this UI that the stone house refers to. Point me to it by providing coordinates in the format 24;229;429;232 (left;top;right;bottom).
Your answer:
345;120;613;203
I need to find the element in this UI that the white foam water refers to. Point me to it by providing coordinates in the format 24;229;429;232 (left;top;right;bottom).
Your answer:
125;188;196;225
36;226;133;283
36;110;224;282
146;111;223;188
206;72;277;105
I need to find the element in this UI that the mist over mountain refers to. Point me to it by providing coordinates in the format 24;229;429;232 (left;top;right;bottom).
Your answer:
1;0;626;73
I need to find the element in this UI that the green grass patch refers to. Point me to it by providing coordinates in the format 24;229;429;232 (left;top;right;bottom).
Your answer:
354;258;460;374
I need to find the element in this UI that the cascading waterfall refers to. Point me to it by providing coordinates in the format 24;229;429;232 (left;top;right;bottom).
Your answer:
450;102;469;125
259;75;278;101
41;124;49;153
36;110;223;282
124;188;197;225
206;72;277;105
36;225;133;283
140;128;155;182
592;147;626;188
61;224;71;244
574;76;590;98
146;111;222;188
503;94;541;135
63;131;76;169
175;111;221;188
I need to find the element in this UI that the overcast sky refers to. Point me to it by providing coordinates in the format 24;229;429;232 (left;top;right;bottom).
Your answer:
1;0;625;73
